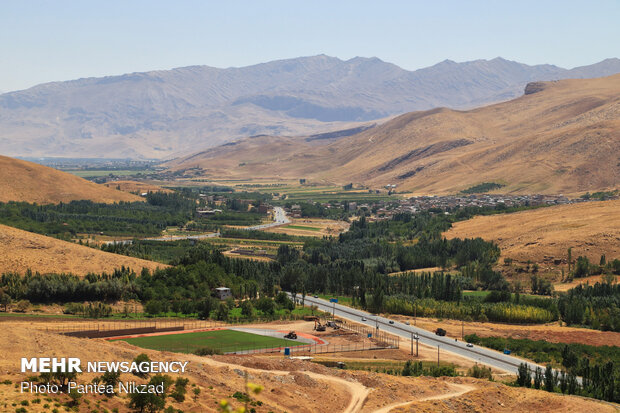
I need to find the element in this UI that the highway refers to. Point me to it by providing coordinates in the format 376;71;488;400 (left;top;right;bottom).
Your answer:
289;293;547;375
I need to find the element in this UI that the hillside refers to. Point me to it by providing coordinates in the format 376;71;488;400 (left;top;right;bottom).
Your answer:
0;155;142;204
2;55;619;159
444;199;620;269
0;223;165;275
172;74;620;195
0;323;615;413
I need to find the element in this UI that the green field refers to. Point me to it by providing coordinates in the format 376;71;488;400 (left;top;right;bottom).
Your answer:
116;329;305;354
67;169;152;178
284;225;321;232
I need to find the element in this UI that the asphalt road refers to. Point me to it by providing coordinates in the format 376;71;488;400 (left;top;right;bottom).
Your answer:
289;293;547;375
242;206;291;230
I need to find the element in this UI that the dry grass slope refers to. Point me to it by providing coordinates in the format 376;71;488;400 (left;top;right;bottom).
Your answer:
0;223;166;275
0;323;614;413
0;155;143;204
170;74;620;195
444;199;620;267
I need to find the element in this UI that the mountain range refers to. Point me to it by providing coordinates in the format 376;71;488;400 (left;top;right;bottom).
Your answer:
1;55;619;159
167;74;620;195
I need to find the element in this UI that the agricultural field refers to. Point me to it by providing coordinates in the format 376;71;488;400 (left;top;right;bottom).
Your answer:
113;329;305;354
265;218;350;237
189;178;398;203
67;169;153;178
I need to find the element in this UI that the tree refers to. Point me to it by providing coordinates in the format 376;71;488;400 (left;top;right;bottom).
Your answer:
128;391;165;413
574;256;591;278
198;297;217;319
100;371;120;396
559;371;567;393
255;297;275;315
274;291;294;310
534;367;543;389
68;388;82;407
0;289;10;312
544;365;555;392
144;300;164;316
192;387;201;401
517;363;531;387
170;377;189;402
402;360;413;376
133;354;151;379
561;345;577;369
216;302;229;321
240;300;254;318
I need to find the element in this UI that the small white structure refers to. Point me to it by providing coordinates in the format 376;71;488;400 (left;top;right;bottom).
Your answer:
214;287;232;300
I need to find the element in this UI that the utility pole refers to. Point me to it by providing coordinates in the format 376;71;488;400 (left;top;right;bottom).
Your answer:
410;332;413;356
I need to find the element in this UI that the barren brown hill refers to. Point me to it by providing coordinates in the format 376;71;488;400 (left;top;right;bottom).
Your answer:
170;74;620;195
168;134;315;178
0;155;143;204
444;199;620;270
0;223;166;275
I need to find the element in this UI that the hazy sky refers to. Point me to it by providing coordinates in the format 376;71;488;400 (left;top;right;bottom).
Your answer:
1;0;619;92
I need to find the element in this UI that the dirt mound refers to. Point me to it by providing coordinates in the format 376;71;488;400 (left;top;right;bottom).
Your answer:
0;155;143;204
0;223;166;275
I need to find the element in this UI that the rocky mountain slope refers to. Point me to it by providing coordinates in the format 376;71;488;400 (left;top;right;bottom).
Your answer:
2;55;619;159
169;74;620;195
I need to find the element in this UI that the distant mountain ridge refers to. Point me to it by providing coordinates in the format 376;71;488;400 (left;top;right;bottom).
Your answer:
1;55;619;159
167;74;620;195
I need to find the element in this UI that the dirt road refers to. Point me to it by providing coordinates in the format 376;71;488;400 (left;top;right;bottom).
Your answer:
194;354;370;413
372;382;476;413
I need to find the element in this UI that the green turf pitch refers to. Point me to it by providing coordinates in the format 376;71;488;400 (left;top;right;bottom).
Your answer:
116;329;305;353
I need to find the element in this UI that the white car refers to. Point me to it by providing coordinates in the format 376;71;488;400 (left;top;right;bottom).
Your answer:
466;343;474;348
361;317;367;321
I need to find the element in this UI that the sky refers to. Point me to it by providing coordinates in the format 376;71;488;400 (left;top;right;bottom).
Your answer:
1;0;619;92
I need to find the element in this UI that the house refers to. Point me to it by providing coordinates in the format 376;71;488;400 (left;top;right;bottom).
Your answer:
214;287;232;300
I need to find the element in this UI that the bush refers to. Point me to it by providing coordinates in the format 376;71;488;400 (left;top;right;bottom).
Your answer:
63;303;84;315
13;300;30;313
468;364;493;379
193;347;222;356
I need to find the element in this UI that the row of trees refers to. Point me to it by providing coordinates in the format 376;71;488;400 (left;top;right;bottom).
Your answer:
516;361;618;402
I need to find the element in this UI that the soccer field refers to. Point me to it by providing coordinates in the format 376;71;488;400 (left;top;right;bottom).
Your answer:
116;329;305;354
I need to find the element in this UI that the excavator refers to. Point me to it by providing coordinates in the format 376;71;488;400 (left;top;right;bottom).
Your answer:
313;320;326;331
